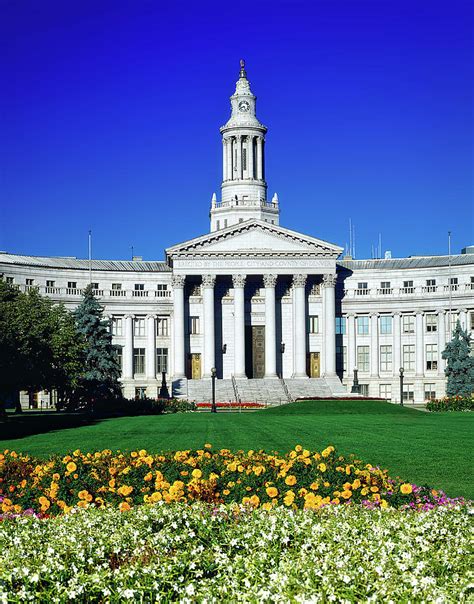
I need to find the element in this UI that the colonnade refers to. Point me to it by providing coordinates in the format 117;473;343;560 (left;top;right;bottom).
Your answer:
172;273;338;380
222;135;264;181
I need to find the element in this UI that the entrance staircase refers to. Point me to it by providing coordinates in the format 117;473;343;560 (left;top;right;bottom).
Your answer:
173;375;348;405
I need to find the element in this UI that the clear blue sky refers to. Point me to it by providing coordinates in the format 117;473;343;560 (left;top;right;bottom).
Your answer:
1;0;472;261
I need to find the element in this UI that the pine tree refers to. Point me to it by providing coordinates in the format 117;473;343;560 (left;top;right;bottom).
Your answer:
74;285;121;403
442;321;474;397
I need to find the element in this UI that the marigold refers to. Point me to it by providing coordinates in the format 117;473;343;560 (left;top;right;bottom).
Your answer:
266;486;278;498
119;501;131;512
192;469;202;479
400;483;413;495
66;462;77;473
285;475;297;486
341;490;352;499
318;463;327;473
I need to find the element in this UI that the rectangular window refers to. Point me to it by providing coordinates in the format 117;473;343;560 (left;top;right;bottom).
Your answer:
112;317;123;336
380;345;392;372
116;346;123;371
5;276;14;284
426;344;438;370
111;283;122;290
335;317;346;335
46;280;55;287
402;315;415;333
156;284;168;297
403;344;415;371
242;147;247;171
189;316;200;335
156;316;169;336
425;314;437;332
67;281;77;289
357;316;369;335
471;312;474;331
216;220;220;230
135;387;147;400
403;384;414;402
424;383;436;400
449;277;458;285
156;348;168;374
134;283;144;291
357;282;368;289
425;278;436;292
403;280;413;288
91;282;99;290
379;384;392;400
380;281;391;289
26;278;34;286
357;345;370;372
359;384;369;397
336;345;347;372
446;313;458;336
134;317;145;337
379;316;393;335
308;315;319;334
133;348;145;375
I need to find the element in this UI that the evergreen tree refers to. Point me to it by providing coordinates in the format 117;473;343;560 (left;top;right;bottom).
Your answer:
442;321;474;397
74;285;121;403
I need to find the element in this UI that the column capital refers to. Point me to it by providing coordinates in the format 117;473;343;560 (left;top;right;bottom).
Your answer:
263;274;278;288
146;314;157;321
393;311;402;317
416;311;424;317
171;275;186;288
369;312;379;318
460;307;468;314
232;274;247;288
124;314;134;320
321;273;337;288
345;312;356;319
202;274;216;288
292;274;307;288
436;309;446;316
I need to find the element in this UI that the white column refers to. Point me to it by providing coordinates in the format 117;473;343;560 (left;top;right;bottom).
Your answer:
146;315;156;380
233;275;246;378
222;139;227;181
393;312;401;375
292;274;307;377
247;135;254;179
437;310;446;376
459;308;468;330
370;313;379;377
236;135;242;180
415;312;424;376
123;314;134;379
322;274;337;376
202;274;216;378
227;137;233;181
256;136;263;180
172;275;186;378
347;314;356;376
263;274;277;378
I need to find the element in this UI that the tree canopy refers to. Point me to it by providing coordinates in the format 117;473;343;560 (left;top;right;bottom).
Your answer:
442;321;474;397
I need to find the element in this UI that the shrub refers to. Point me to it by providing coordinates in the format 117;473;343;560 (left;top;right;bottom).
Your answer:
426;395;473;412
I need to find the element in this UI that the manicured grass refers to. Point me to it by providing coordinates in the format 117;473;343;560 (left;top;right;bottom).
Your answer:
0;400;472;498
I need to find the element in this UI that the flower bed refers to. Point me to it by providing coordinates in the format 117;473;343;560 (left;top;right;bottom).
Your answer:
0;445;466;517
196;401;266;409
0;502;470;601
426;395;473;412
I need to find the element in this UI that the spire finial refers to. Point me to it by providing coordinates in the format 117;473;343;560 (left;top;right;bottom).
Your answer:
239;58;247;78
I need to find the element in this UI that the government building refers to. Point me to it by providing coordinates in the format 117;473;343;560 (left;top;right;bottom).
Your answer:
2;62;473;406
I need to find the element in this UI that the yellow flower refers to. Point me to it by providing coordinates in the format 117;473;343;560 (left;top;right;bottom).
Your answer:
310;482;319;491
119;502;131;512
204;443;212;449
117;485;133;497
249;495;260;507
266;486;278;498
318;463;327;473
38;496;50;510
400;483;412;495
192;468;202;479
138;449;147;457
295;445;302;452
370;486;379;493
285;475;297;486
66;462;77;473
73;449;81;457
144;472;153;482
223;489;230;496
341;490;352;499
262;502;272;511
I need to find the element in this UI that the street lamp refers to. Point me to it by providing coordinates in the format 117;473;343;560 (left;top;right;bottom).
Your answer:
211;367;217;413
399;367;404;406
351;367;360;394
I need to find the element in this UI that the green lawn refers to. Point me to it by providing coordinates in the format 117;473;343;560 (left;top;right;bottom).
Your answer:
0;400;472;498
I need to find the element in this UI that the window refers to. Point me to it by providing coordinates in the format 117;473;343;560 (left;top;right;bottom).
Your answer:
335;317;346;335
449;277;458;285
425;314;437;332
402;315;415;333
357;316;369;335
426;279;436;291
403;280;413;288
133;348;145;375
380;384;392;400
403;345;415;371
111;283;122;290
424;384;436;401
112;317;123;336
189;316;200;334
336;345;347;372
5;276;14;284
359;384;369;396
216;220;220;230
156;316;169;336
91;282;99;290
380;345;392;372
224;219;228;228
446;313;458;336
46;280;55;287
308;315;319;334
357;282;368;290
134;283;144;291
135;387;147;400
26;278;34;285
471;312;474;331
116;346;123;371
379;316;392;335
156;284;168;297
156;348;168;374
357;346;369;372
426;344;438;370
403;384;414;403
242;147;247;170
134;317;145;337
380;281;391;289
68;281;77;289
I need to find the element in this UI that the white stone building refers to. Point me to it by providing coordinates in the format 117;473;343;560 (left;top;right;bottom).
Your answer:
1;61;473;406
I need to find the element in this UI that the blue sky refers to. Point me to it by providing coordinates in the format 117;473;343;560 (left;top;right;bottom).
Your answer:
1;0;472;261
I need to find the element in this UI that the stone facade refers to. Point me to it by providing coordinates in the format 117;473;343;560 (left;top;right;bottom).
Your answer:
1;62;473;405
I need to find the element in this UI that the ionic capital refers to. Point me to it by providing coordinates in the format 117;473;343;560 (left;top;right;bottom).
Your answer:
263;274;278;288
292;274;307;288
171;275;186;289
202;274;216;288
232;274;247;288
146;314;157;321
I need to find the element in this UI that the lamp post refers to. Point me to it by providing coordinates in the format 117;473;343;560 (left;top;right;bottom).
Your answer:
399;367;404;406
211;367;217;413
351;367;360;394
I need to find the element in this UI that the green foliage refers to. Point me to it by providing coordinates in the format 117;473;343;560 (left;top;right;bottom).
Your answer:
426;395;473;412
442;321;474;397
73;285;121;402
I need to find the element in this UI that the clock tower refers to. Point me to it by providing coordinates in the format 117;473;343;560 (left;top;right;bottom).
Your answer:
210;60;280;232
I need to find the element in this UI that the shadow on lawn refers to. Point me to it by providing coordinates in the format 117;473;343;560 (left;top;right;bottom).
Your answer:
0;411;103;441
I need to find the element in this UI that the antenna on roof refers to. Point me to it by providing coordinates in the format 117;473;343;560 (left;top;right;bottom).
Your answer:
88;230;92;284
349;218;352;257
378;233;382;259
131;245;134;261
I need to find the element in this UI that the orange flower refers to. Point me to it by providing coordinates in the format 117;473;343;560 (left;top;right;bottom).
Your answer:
266;486;278;498
119;502;131;512
285;475;297;486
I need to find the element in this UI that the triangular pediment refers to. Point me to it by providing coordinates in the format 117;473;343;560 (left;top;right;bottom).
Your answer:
166;220;342;258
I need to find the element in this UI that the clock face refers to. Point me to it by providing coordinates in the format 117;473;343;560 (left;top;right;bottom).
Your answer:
238;100;250;112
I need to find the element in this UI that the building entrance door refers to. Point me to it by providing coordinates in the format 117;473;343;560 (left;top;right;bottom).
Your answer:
252;325;265;378
188;353;201;380
308;352;320;378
